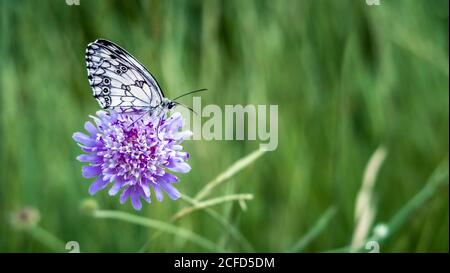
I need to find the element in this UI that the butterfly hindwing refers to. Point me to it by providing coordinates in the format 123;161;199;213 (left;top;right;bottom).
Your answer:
85;39;164;113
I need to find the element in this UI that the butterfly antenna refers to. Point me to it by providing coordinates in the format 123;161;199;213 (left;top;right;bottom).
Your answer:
174;101;198;115
172;88;207;101
156;116;162;140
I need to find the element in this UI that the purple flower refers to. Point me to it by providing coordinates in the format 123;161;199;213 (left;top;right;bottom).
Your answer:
73;111;192;210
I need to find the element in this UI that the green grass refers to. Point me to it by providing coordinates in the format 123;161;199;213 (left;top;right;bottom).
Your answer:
0;0;448;252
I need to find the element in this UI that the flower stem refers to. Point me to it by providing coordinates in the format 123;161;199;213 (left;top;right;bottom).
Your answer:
138;194;255;252
27;225;66;252
194;149;266;201
173;193;253;221
93;209;225;252
180;194;255;252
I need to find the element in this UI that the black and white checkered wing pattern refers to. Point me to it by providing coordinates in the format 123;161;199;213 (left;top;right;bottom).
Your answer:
85;39;164;114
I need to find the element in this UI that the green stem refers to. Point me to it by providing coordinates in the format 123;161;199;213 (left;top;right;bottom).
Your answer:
180;194;255;252
93;209;224;252
27;225;66;252
194;149;266;201
138;194;255;252
173;194;253;220
289;207;337;252
326;160;448;253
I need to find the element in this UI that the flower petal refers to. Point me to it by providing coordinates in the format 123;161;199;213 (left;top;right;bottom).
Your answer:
76;154;101;163
88;176;108;195
82;165;101;178
158;172;179;184
140;186;151;203
141;184;151;198
84;121;98;136
159;182;180;200
168;162;191;173
108;179;125;196
153;185;164;202
176;151;189;160
120;187;131;204
174;130;192;140
130;188;142;210
73;132;96;147
89;115;102;127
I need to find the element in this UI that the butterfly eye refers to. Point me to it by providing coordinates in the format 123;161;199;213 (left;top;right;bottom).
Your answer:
102;87;110;94
116;69;122;75
120;65;128;72
103;77;110;85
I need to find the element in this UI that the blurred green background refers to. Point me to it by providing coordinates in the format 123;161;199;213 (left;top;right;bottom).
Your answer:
0;0;448;252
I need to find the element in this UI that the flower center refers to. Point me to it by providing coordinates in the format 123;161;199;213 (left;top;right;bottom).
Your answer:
101;123;166;182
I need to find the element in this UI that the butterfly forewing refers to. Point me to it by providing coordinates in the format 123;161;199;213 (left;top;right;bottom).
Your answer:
85;39;164;114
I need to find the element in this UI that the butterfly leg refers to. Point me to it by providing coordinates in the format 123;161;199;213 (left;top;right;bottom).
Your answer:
128;110;151;128
154;108;164;141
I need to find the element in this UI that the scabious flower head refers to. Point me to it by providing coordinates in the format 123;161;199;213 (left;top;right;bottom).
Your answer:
73;111;191;210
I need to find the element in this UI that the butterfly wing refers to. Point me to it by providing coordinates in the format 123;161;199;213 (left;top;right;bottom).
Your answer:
85;39;164;114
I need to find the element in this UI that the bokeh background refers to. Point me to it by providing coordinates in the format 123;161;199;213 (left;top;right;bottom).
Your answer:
0;0;448;252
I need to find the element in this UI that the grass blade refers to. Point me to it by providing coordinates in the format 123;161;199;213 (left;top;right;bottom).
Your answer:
173;193;253;221
194;149;266;201
351;146;388;251
327;159;448;253
180;194;255;252
138;194;255;252
289;207;337;252
27;226;66;252
93;210;225;252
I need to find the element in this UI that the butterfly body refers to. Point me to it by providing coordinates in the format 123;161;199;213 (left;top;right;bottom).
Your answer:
85;39;175;116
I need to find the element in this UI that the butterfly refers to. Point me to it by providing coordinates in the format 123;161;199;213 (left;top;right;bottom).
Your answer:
85;39;205;117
